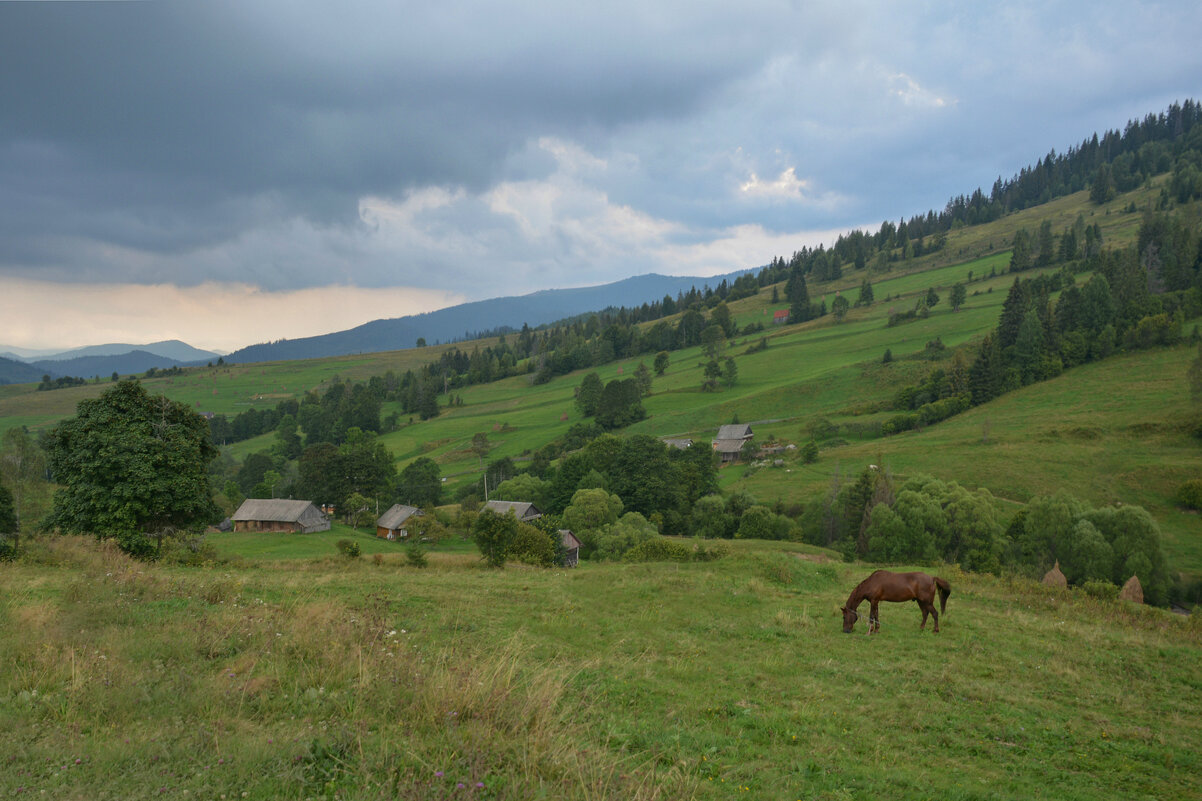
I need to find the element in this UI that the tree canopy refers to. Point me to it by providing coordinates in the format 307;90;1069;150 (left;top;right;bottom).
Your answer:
45;381;219;557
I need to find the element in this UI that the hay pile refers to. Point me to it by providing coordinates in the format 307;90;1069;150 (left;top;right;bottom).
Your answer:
1120;575;1144;604
1042;561;1067;587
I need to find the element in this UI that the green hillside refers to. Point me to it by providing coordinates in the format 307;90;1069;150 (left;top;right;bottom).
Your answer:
2;177;1199;580
2;536;1199;799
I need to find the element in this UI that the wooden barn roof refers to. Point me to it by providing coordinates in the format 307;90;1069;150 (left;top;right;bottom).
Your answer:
715;424;753;440
376;504;423;530
233;499;322;523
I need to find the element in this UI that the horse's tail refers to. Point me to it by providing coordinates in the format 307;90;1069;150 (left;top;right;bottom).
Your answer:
935;577;951;614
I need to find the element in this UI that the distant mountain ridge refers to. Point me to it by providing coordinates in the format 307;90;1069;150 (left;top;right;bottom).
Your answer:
0;355;48;385
224;270;756;364
28;350;200;380
5;339;221;364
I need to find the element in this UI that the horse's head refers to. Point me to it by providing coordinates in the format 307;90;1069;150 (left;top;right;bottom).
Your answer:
840;606;858;633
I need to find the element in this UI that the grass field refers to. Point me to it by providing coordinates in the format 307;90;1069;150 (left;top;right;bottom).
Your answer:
2;535;1199;800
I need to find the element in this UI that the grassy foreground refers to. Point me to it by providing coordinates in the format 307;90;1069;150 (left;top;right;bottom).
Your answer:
3;537;1199;800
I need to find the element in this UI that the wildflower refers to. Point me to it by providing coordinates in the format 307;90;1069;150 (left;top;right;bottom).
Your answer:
435;771;444;778
457;783;465;789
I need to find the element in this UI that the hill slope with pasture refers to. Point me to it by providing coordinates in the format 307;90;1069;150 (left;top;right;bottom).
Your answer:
1;536;1198;799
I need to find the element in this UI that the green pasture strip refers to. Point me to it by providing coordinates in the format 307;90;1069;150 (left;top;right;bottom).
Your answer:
2;537;1198;799
207;523;477;561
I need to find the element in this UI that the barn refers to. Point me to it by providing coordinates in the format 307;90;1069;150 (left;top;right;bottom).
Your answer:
712;423;754;464
231;499;331;533
376;504;423;540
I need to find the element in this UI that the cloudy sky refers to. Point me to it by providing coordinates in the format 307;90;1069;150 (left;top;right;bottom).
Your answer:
2;1;1199;352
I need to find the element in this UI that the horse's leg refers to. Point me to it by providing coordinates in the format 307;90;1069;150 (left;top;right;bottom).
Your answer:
869;600;880;634
919;600;930;630
930;602;940;633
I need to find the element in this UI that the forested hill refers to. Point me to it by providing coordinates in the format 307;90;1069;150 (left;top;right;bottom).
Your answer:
0;355;47;385
222;270;756;364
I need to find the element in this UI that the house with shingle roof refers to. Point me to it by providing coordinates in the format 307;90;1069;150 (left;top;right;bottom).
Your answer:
232;499;331;533
712;423;754;464
375;504;424;540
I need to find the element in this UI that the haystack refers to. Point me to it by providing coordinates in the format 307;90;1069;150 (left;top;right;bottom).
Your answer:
1119;575;1144;604
1042;561;1067;587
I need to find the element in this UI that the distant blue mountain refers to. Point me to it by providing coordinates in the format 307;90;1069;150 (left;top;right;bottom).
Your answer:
224;270;756;364
0;355;48;385
32;339;221;363
30;350;193;379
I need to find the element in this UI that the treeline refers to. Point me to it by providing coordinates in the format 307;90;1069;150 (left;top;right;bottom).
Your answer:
36;375;88;392
801;468;1172;605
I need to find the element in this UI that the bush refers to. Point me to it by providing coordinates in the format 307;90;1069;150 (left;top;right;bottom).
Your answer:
159;535;220;566
623;537;729;563
1081;579;1119;601
509;523;556;567
335;539;361;559
1175;479;1202;510
881;413;919;435
405;544;428;568
622;537;693;563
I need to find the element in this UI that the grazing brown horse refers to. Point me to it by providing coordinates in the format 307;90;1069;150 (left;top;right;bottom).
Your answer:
840;570;951;634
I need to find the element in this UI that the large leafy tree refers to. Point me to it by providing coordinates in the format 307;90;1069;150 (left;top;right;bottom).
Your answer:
396;456;442;508
45;381;219;557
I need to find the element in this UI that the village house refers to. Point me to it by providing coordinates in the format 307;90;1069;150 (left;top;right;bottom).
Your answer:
375;504;423;540
482;500;543;522
231;499;331;533
662;438;693;450
712;423;753;464
773;309;790;325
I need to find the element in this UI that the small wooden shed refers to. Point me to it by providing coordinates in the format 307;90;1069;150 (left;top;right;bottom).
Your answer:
375;504;423;540
559;530;581;567
232;499;330;534
482;500;543;522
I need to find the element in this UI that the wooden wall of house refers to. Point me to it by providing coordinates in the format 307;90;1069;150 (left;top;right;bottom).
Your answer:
234;520;302;533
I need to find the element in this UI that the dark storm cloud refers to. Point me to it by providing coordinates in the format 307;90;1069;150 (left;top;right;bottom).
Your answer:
0;0;786;285
0;0;1199;295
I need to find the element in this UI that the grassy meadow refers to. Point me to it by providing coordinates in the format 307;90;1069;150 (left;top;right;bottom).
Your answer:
2;535;1200;800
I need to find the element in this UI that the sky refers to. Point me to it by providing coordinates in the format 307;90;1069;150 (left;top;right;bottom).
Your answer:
1;1;1199;353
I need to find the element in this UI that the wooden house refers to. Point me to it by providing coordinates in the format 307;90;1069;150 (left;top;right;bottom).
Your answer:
232;499;330;533
712;423;753;464
375;504;423;540
559;530;581;567
482;500;543;522
773;309;790;325
662;438;693;450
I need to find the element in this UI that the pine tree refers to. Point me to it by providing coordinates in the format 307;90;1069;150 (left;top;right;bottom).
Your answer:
786;266;811;323
997;278;1030;350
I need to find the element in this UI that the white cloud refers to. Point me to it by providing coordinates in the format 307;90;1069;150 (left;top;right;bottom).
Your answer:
740;167;807;201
